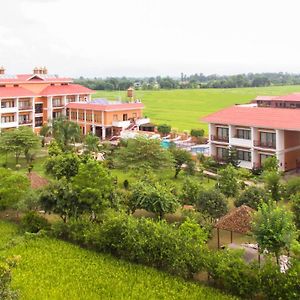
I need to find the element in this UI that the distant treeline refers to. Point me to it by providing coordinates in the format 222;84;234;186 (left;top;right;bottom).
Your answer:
74;72;300;90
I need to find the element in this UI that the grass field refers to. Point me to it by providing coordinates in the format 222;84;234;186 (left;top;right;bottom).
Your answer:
0;221;235;300
94;85;300;132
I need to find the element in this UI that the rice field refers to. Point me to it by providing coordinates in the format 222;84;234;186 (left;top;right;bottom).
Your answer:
94;85;300;132
0;221;235;300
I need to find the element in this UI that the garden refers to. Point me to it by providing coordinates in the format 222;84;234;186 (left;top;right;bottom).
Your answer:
0;118;299;299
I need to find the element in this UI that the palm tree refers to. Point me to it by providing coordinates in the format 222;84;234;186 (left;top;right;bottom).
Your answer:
52;117;82;150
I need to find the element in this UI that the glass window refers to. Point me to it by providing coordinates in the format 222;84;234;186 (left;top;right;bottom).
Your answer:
217;127;229;140
260;132;276;148
236;129;251;139
237;150;251;161
217;147;228;159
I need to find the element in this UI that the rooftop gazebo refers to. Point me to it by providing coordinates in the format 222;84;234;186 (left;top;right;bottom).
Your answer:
215;205;255;249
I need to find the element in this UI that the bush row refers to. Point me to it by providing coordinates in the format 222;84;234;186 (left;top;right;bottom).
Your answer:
48;212;300;299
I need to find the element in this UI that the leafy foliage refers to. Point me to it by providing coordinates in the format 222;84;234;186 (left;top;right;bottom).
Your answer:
285;177;300;201
169;147;192;178
224;147;240;168
45;153;80;179
0;257;18;300
190;128;204;138
157;124;171;135
84;133;100;154
217;164;240;197
181;177;203;205
21;211;49;233
291;193;300;229
0;168;30;210
263;171;282;201
194;189;228;221
234;186;268;209
129;180;179;219
262;156;279;172
252;201;297;263
114;137;174;171
0;127;40;164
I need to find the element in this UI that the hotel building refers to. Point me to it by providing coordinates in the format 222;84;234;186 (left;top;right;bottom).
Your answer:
202;93;300;171
0;67;148;139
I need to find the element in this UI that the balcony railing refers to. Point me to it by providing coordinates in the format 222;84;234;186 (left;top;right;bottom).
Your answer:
53;102;64;107
211;134;229;142
253;140;276;149
19;106;32;110
19;120;32;125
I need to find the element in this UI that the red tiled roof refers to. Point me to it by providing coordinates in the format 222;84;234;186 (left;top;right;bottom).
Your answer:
66;101;144;112
273;93;300;102
39;84;93;96
0;74;72;84
0;86;36;98
202;105;300;131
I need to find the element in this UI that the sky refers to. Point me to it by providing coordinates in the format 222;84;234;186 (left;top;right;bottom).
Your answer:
1;0;300;78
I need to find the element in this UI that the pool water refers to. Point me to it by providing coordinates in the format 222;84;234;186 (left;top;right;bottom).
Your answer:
161;140;170;149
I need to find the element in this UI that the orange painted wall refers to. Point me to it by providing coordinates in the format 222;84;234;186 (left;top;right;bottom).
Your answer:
284;130;300;148
104;109;142;124
285;149;300;171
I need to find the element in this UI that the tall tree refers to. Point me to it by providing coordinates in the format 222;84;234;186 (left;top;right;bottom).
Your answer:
114;137;174;172
0;168;30;209
72;160;114;216
129;180;179;219
52;117;81;150
84;133;100;154
195;189;228;222
291;193;300;230
217;164;240;197
170;147;193;178
0;127;40;164
252;201;297;265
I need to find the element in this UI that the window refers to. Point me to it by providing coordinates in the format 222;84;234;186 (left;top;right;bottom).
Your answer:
113;114;118;121
52;98;62;107
35;117;43;127
133;112;137;118
94;113;101;123
216;147;228;159
1;115;15;123
216;127;229;141
237;150;251;162
236;129;251;140
52;111;62;119
19;114;30;124
71;111;77;120
19;101;31;109
260;132;276;148
1;100;15;108
35;103;43;114
78;111;84;120
86;113;93;122
123;114;128;121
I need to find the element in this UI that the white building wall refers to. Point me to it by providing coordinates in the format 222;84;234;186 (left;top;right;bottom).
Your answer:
276;129;285;171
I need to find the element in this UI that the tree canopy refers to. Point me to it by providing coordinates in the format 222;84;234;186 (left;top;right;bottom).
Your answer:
114;137;174;171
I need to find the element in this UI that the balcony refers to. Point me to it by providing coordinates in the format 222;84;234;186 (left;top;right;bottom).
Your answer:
1;121;18;128
253;140;276;149
19;120;32;125
112;120;131;128
52;102;64;108
1;106;17;114
231;136;252;148
211;134;229;143
19;106;33;111
135;118;150;126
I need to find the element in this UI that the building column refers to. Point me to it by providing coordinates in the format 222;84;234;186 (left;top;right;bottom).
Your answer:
228;125;233;144
32;97;35;131
76;109;79;122
276;129;285;171
76;95;80;102
92;110;95;134
84;110;87;135
47;96;53;121
16;98;19;128
102;126;106;140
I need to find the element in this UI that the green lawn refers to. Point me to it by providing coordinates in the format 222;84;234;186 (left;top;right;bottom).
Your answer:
94;86;300;132
0;221;235;300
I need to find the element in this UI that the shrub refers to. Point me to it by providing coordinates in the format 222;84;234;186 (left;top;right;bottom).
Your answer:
259;259;300;300
207;250;259;299
21;211;49;233
285;177;300;200
157;124;171;136
190;129;204;138
0;258;18;300
234;186;268;209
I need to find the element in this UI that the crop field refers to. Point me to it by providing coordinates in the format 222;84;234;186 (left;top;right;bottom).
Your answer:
94;85;300;132
0;221;235;300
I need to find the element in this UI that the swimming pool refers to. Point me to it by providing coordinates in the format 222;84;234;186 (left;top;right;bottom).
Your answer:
190;145;209;154
161;140;170;148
